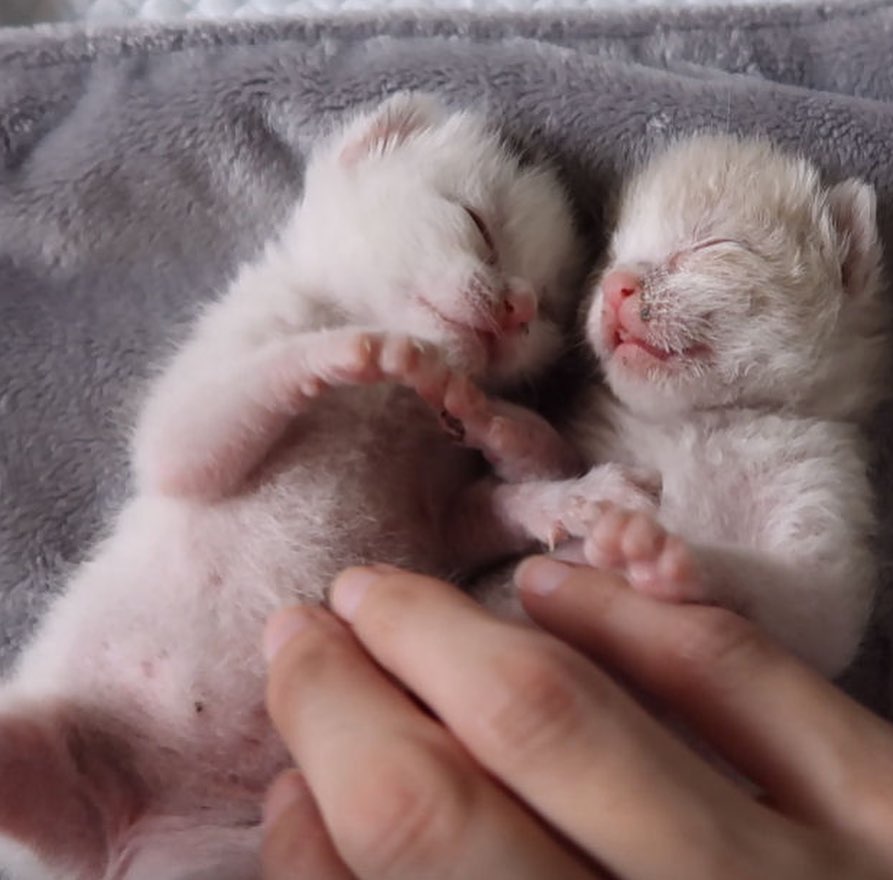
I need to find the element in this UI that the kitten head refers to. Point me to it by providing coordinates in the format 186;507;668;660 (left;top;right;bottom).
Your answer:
585;134;888;420
291;91;583;387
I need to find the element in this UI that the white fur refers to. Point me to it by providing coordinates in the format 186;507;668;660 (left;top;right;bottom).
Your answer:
0;834;57;880
0;92;582;879
576;134;887;675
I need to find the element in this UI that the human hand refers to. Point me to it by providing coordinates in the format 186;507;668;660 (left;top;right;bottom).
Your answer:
261;559;893;879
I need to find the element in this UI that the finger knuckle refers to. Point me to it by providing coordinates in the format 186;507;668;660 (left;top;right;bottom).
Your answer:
354;573;441;636
662;605;767;695
336;739;475;877
840;752;893;841
477;638;589;770
265;616;346;733
261;814;306;880
694;812;847;880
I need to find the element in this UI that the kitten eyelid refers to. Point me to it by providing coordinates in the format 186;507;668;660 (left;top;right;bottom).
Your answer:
463;205;498;265
668;237;748;271
690;237;745;253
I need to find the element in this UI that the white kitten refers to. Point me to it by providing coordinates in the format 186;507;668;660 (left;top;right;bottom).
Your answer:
488;134;888;677
0;92;585;880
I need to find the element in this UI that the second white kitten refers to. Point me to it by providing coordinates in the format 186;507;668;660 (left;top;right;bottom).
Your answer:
483;134;888;677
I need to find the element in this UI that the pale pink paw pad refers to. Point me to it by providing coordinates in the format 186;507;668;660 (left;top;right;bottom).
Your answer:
586;504;633;568
325;332;384;384
379;336;419;375
584;506;703;602
380;337;450;402
485;415;549;466
442;374;488;423
299;376;327;397
619;512;666;561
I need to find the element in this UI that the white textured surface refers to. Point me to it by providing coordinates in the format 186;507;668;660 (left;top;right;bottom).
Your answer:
5;0;808;25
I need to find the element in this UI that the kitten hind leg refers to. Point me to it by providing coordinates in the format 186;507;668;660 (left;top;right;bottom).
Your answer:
112;817;262;880
0;702;148;880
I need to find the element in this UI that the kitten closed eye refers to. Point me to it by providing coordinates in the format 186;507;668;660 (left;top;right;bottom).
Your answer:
464;205;498;265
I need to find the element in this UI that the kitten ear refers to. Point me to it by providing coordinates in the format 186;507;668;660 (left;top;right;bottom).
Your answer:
827;178;881;297
339;91;447;165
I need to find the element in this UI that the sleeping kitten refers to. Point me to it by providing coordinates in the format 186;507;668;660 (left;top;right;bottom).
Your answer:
0;92;606;880
475;134;888;677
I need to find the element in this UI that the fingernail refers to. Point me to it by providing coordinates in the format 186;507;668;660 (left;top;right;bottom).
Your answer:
515;556;572;596
263;770;307;828
263;608;311;664
331;566;384;620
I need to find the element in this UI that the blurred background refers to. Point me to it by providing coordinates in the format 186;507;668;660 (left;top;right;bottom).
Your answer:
0;0;807;27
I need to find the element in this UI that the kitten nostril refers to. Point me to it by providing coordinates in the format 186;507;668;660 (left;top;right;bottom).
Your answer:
603;270;643;310
500;287;537;330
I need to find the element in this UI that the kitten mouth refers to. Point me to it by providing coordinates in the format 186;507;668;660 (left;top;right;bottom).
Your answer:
611;326;707;362
416;296;517;363
613;327;672;361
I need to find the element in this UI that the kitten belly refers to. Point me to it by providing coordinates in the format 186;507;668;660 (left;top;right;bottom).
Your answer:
10;386;474;810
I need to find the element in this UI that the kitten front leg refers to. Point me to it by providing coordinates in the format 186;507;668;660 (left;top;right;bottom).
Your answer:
438;374;582;482
582;503;873;677
135;330;449;500
446;466;660;571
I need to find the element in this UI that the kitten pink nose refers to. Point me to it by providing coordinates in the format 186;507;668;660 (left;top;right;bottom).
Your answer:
499;288;537;331
602;269;642;312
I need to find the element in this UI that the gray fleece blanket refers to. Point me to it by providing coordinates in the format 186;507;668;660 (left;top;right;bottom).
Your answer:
3;0;893;718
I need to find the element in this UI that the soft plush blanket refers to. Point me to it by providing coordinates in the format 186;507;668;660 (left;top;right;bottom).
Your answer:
2;1;893;720
0;0;814;27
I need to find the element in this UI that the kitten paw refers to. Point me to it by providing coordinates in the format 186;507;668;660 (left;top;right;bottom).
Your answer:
583;503;703;602
438;374;579;481
580;464;662;513
440;373;502;445
376;334;451;403
505;464;661;549
295;330;450;403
